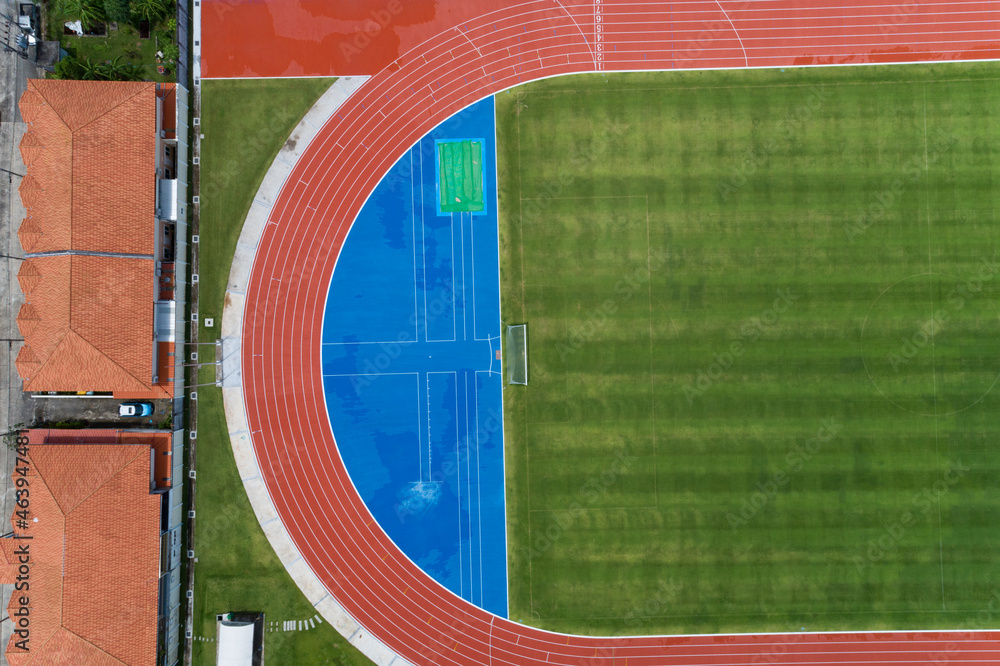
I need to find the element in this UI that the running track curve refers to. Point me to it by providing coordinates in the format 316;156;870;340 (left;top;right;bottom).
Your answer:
240;2;1000;663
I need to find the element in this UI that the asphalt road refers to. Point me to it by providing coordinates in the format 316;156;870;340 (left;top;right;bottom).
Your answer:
0;3;40;655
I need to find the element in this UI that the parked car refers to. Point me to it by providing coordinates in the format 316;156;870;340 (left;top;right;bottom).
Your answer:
119;402;154;417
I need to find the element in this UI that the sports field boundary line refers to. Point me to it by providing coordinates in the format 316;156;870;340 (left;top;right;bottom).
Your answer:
714;0;749;66
553;0;596;67
508;74;1000;94
484;94;508;592
200;58;1000;82
513;87;537;623
487;91;509;618
321;371;420;378
527;506;659;513
519;194;649;200
460;212;467;340
921;82;948;612
322;340;428;346
642;195;658;507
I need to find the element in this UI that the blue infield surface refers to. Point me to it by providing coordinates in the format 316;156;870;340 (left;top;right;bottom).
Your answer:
321;96;507;617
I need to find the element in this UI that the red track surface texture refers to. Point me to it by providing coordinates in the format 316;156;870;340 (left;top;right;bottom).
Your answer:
239;2;1000;664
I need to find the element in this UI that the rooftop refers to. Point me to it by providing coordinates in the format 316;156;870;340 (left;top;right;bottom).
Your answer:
15;80;176;398
0;430;167;665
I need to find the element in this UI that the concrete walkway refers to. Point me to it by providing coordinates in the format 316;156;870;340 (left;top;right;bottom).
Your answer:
220;76;414;666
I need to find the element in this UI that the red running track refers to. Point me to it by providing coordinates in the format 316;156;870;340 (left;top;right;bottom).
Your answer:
239;2;1000;664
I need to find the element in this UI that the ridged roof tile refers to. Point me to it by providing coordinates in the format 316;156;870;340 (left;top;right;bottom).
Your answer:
16;260;40;294
17;175;42;208
15;303;39;338
2;431;160;665
17;217;41;253
15;80;168;398
18;132;43;166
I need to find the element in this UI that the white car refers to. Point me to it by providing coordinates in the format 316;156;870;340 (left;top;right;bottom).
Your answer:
119;402;154;417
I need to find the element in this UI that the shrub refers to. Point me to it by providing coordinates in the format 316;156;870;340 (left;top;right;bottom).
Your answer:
53;54;85;79
103;0;130;23
60;0;106;30
130;0;167;22
161;42;179;63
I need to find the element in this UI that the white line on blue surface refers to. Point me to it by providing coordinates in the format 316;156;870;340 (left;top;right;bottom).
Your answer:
460;212;467;340
419;146;428;344
474;373;484;605
410;150;421;349
465;371;474;602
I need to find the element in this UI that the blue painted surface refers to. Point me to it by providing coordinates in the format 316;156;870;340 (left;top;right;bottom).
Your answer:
321;97;507;617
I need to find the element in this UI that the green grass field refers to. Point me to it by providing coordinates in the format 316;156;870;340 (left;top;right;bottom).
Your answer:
497;63;1000;636
438;139;485;213
195;78;370;666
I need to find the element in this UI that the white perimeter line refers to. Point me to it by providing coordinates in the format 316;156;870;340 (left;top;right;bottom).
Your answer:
411;150;421;347
450;212;457;341
452;370;463;598
716;0;749;67
555;0;596;67
416;371;423;483
457;26;483;57
474;373;485;606
426;374;433;475
471;208;484;341
461;212;468;340
465;372;474;601
420;146;429;344
492;93;511;619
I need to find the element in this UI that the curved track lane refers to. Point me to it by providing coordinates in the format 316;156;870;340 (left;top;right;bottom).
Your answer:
240;1;1000;663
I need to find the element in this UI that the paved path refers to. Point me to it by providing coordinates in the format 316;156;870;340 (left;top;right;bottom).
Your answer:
0;7;41;658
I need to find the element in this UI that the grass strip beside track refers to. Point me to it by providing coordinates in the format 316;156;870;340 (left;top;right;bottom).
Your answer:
195;78;371;666
498;63;1000;637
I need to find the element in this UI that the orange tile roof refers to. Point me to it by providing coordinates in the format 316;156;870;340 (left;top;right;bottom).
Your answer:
17;255;158;395
15;81;174;398
18;80;156;255
0;430;162;666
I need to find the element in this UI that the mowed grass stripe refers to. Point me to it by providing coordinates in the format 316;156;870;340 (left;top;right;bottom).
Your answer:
497;63;1000;636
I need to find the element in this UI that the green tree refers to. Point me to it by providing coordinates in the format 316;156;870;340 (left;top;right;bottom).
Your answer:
57;55;144;81
79;55;104;79
61;0;106;30
161;42;179;64
103;0;131;24
99;55;144;81
53;54;85;79
130;0;167;22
